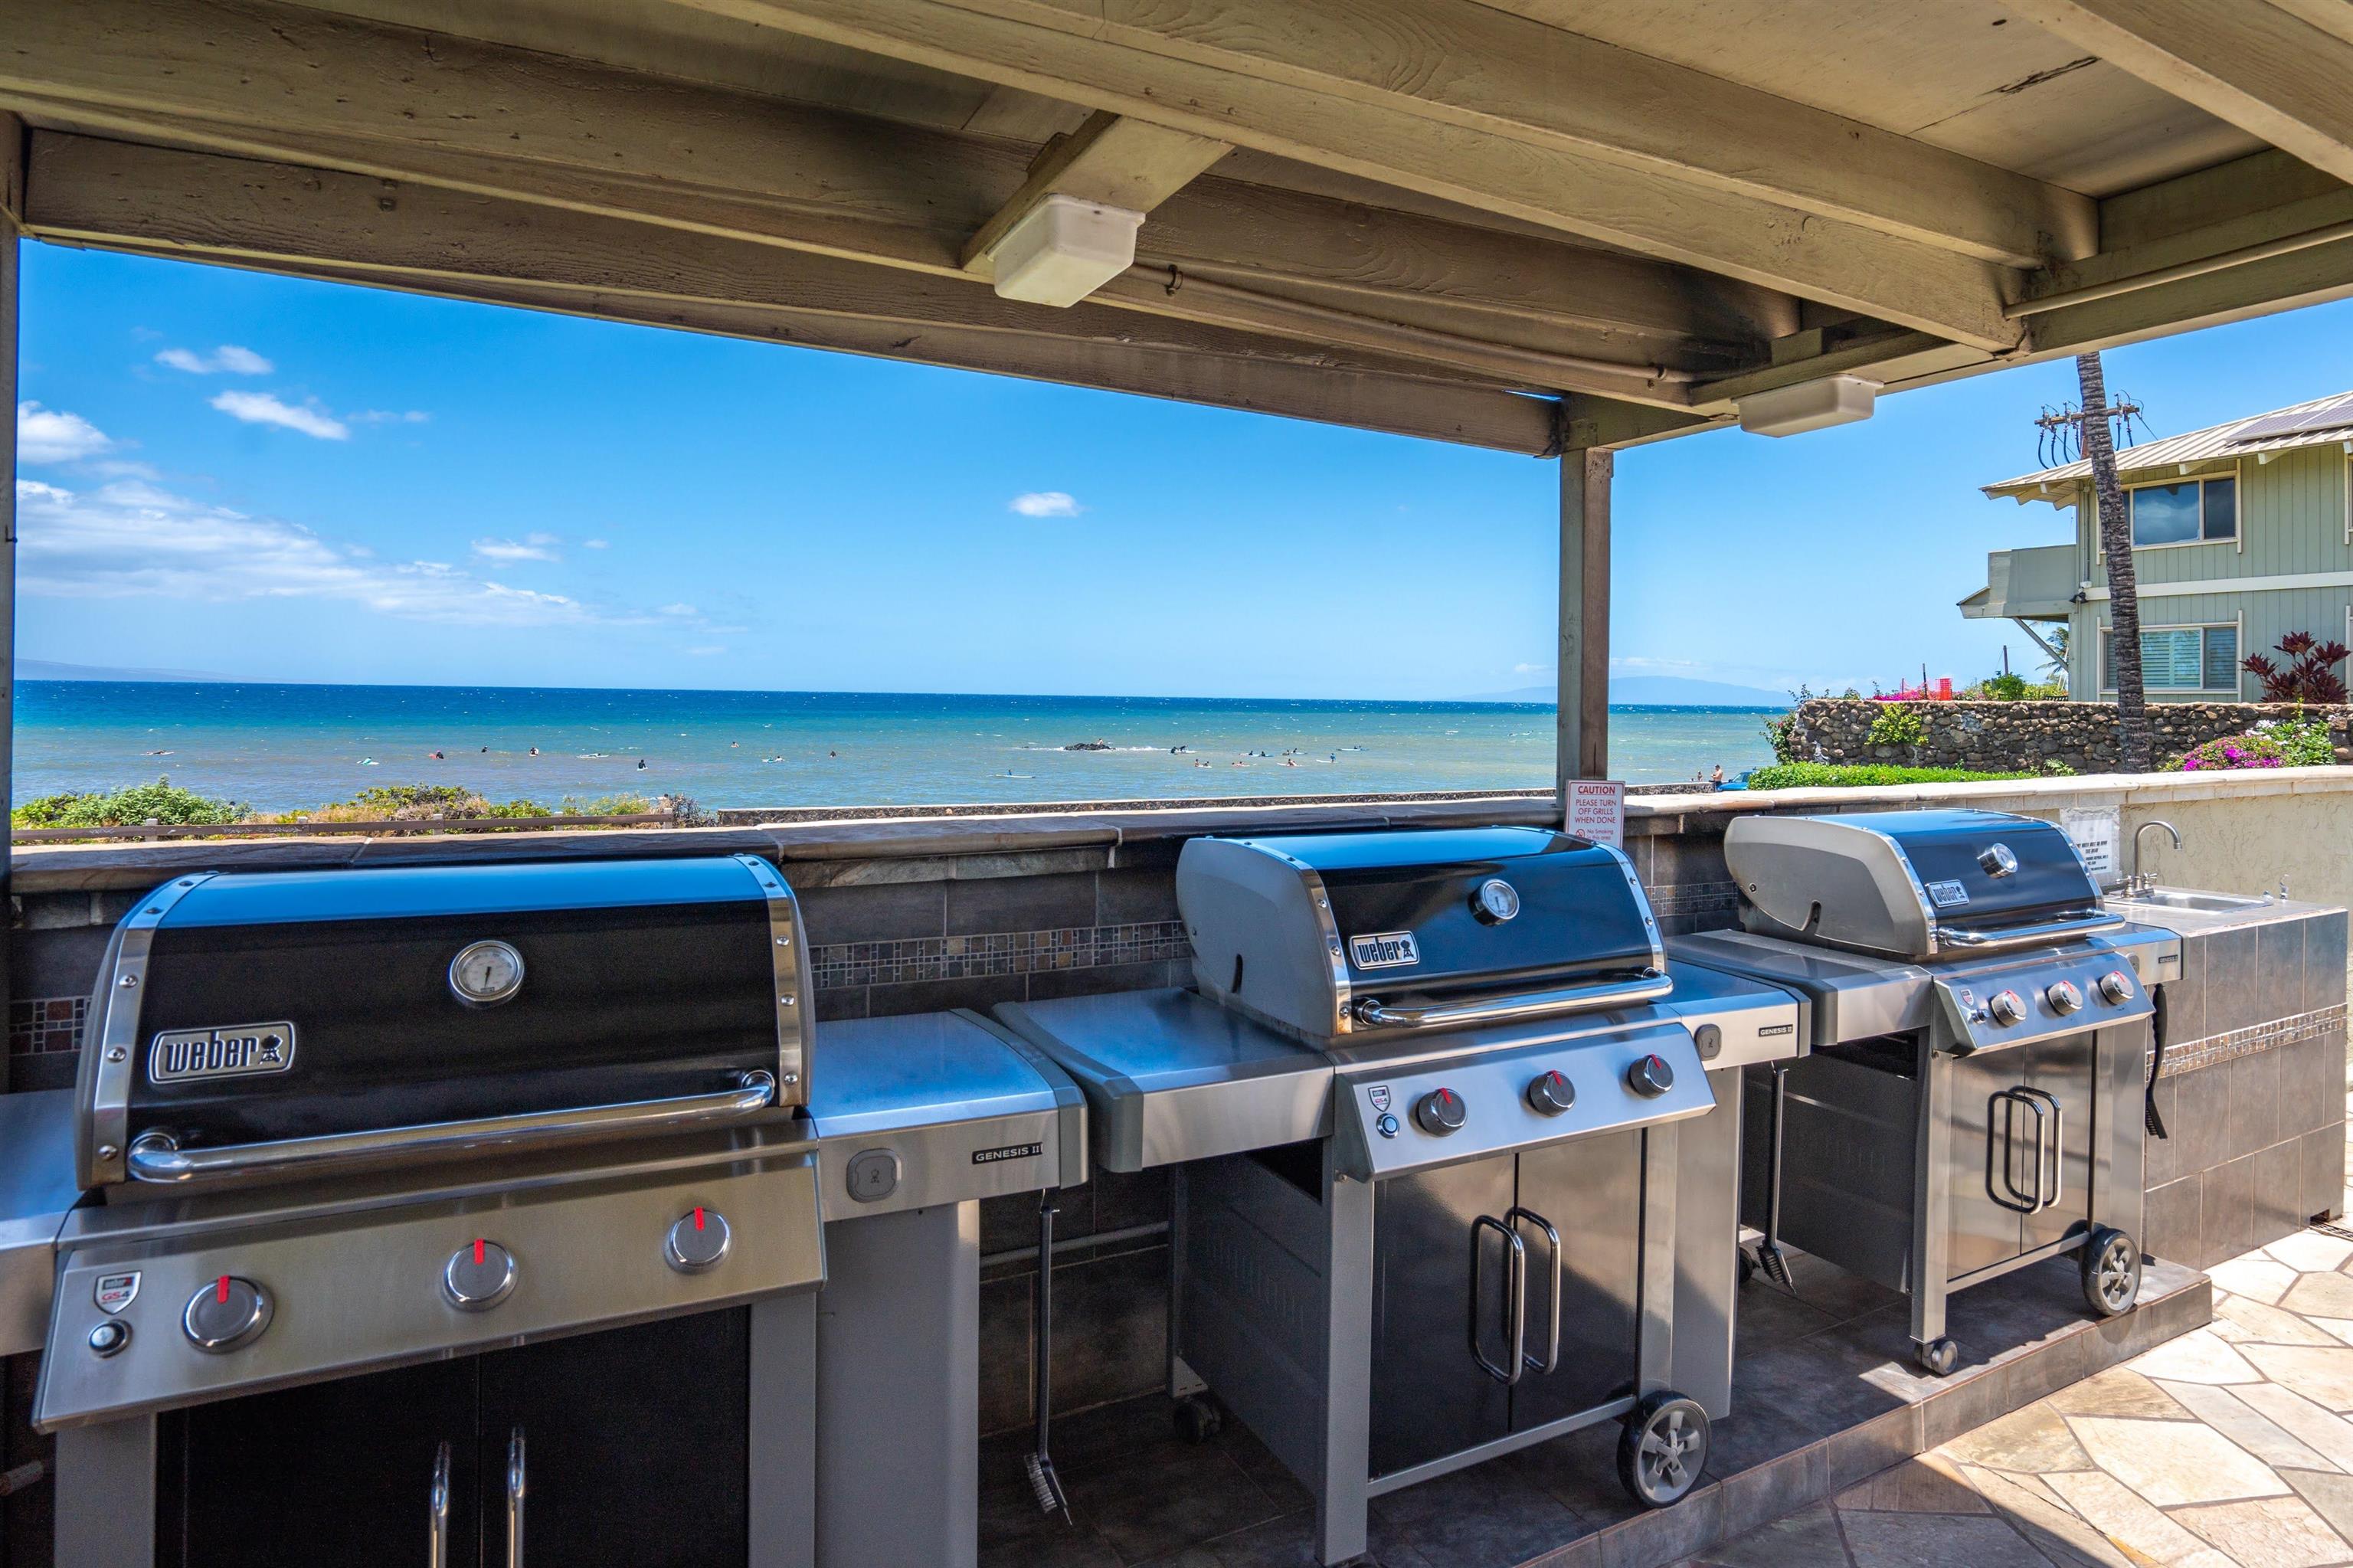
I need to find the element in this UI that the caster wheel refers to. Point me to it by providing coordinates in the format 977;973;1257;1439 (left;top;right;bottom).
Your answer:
1737;1249;1758;1287
1914;1337;1962;1377
2081;1226;2142;1319
1173;1396;1222;1444
1618;1393;1709;1508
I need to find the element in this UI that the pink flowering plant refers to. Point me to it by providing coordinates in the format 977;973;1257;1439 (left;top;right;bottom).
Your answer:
2168;719;2330;771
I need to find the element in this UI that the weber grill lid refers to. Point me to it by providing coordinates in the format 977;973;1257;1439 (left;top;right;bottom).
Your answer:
1726;809;2106;960
78;857;809;1192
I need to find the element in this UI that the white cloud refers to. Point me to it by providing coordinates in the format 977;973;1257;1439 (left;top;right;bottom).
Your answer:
525;532;559;546
157;345;273;375
684;645;727;656
209;391;349;440
14;476;604;628
350;409;431;424
583;538;610;550
1010;490;1082;518
473;537;559;564
659;603;699;617
17;402;114;464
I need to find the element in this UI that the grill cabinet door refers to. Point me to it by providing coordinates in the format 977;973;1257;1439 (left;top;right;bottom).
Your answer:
1945;1049;2031;1282
2022;1036;2100;1255
478;1309;750;1568
1368;1156;1514;1478
162;1357;483;1568
1506;1130;1644;1433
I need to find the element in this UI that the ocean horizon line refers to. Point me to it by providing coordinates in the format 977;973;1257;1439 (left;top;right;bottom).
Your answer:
16;676;1785;714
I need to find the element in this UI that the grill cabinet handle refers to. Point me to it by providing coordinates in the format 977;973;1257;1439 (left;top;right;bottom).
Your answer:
1987;1088;2048;1214
1932;912;2124;953
506;1426;526;1568
1469;1215;1527;1386
1355;972;1673;1031
427;1441;450;1568
2017;1088;2063;1212
127;1072;777;1184
1507;1206;1563;1375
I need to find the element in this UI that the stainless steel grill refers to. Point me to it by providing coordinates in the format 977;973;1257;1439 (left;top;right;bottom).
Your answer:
1674;808;2181;1377
28;856;1082;1568
999;826;1802;1566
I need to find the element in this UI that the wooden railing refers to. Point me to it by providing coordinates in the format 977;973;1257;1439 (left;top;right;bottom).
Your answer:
11;812;679;842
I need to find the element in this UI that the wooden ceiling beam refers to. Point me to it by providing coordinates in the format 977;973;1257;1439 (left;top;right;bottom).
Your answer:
24;130;1569;453
2018;0;2353;186
961;109;1229;274
0;0;1779;387
668;0;2028;349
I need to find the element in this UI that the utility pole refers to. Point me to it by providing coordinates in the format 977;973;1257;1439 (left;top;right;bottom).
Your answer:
2037;354;2151;771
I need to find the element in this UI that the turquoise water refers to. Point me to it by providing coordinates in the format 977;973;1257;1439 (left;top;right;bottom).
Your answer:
15;683;1782;810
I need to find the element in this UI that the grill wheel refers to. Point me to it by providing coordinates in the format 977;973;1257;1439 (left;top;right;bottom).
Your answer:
1617;1392;1710;1507
2080;1226;2142;1318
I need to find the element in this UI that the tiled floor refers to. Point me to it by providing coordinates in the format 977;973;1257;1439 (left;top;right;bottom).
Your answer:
976;1232;2207;1566
1677;1088;2353;1568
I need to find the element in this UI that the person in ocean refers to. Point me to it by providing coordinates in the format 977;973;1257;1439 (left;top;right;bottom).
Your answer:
429;749;444;761
637;758;648;770
529;746;539;756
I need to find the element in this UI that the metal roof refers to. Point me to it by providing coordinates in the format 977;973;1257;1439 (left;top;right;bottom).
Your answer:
1985;389;2353;499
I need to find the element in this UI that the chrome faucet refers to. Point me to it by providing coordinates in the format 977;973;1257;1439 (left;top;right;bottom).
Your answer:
2130;820;2181;896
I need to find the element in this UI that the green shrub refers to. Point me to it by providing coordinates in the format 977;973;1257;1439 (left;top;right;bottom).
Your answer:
1978;671;2028;701
1864;703;1927;747
1745;763;2047;790
13;777;244;829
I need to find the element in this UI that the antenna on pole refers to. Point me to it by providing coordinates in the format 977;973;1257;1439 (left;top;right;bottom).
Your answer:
2034;391;2152;469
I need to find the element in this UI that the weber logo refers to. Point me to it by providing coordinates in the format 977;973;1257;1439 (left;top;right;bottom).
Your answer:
973;1142;1043;1165
1759;1023;1795;1037
1926;879;1972;908
1350;931;1421;969
148;1023;296;1085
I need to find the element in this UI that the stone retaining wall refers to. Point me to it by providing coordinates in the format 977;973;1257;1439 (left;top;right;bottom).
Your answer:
1782;699;2353;772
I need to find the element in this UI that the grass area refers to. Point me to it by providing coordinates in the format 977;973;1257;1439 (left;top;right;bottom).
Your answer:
1743;763;2054;790
12;779;674;833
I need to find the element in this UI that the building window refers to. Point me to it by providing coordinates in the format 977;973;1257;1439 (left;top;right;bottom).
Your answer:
2101;623;2239;692
2128;476;2237;547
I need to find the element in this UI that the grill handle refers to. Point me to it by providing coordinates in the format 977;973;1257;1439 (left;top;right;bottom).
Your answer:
1507;1207;1563;1376
1932;912;2124;952
427;1440;450;1568
126;1071;777;1184
506;1426;526;1568
1355;971;1673;1031
1469;1215;1527;1386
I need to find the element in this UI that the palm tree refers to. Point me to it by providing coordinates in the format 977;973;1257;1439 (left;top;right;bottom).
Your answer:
2077;352;2150;771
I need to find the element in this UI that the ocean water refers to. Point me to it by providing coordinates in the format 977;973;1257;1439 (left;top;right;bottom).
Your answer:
15;683;1782;811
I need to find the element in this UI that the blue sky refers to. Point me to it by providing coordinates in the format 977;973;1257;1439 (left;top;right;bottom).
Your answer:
15;243;2353;700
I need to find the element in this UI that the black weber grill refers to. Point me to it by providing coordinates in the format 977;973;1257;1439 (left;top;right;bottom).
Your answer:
1001;827;1803;1565
36;856;828;1568
1674;810;2181;1377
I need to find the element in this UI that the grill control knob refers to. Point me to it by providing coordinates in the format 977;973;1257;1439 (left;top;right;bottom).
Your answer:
443;1239;517;1311
183;1275;272;1353
1988;990;2027;1026
1625;1054;1675;1098
1527;1070;1576;1116
2045;980;2085;1016
1978;843;2019;878
1414;1088;1467;1136
2098;970;2134;1005
666;1207;732;1273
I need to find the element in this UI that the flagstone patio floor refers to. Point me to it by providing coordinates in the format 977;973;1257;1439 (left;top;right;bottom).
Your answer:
1676;1086;2353;1568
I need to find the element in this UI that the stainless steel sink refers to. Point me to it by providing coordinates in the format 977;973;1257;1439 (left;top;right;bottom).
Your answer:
2114;887;2272;913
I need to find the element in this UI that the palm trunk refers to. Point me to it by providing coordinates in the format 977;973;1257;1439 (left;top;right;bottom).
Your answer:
2079;352;2150;772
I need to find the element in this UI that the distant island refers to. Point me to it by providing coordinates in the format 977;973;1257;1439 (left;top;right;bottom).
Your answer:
23;659;229;683
1471;676;1791;708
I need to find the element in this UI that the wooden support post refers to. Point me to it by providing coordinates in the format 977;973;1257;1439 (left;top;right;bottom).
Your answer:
1556;447;1611;804
0;115;19;1101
